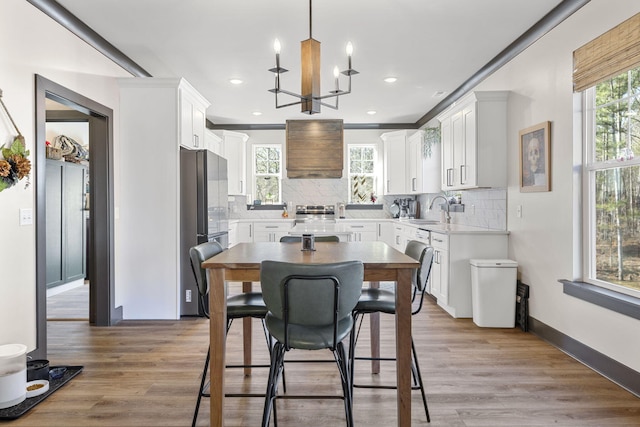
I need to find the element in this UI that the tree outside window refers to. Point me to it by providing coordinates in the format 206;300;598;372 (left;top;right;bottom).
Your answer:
254;145;281;204
348;145;377;203
586;66;640;293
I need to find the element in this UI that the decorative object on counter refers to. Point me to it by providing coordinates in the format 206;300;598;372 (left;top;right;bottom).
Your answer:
282;204;289;218
519;121;551;192
0;89;30;193
337;202;345;219
268;0;358;114
422;126;440;159
301;233;315;251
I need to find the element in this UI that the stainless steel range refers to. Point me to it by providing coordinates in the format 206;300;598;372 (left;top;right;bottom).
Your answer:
294;205;336;224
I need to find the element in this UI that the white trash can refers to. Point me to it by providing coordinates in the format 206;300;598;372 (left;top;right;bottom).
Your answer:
470;259;518;327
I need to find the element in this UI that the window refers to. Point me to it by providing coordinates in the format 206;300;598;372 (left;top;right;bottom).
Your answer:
253;144;282;204
584;66;640;295
348;145;377;203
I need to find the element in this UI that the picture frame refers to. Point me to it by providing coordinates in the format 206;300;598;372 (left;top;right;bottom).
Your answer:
519;121;551;192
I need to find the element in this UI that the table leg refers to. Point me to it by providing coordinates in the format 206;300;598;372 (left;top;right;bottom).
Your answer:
395;268;412;427
242;281;253;376
369;281;380;374
209;268;227;427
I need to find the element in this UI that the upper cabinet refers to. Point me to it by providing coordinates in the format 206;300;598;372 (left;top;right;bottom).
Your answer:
437;91;508;190
204;129;222;156
222;130;248;195
381;130;440;195
179;81;210;150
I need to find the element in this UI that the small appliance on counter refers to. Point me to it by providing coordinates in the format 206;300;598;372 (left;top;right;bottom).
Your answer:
398;197;418;219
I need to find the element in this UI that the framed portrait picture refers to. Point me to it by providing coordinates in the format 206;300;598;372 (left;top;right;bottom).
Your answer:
519;121;551;192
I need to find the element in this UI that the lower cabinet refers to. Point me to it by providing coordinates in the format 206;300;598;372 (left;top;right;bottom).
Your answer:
429;232;449;305
46;160;87;289
252;222;294;242
344;223;377;242
428;231;508;318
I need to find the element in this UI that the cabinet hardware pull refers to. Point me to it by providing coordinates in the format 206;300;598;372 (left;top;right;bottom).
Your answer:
460;164;466;184
386;180;390;193
412;177;416;191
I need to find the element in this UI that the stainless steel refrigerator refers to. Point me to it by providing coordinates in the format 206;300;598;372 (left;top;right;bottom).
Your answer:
180;148;229;316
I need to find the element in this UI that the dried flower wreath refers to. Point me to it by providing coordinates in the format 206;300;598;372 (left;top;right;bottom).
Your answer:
0;89;31;192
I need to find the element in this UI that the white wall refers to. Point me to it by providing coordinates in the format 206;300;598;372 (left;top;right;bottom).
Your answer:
473;0;640;372
0;0;129;350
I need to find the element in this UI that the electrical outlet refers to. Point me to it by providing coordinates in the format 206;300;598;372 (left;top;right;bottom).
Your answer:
517;205;523;218
19;208;33;225
186;289;192;303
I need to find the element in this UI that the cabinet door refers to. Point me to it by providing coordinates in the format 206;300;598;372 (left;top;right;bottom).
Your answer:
223;131;247;195
407;133;422;194
237;222;253;242
377;221;395;245
441;118;453;190
382;133;407;195
460;105;477;188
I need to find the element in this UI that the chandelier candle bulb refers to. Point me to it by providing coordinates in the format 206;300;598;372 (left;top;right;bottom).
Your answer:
333;66;340;91
346;42;353;70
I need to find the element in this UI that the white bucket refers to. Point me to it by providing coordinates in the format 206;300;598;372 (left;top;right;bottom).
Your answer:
0;344;27;409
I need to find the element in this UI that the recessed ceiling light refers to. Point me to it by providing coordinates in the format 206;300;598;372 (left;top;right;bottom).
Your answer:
432;90;446;98
367;110;377;115
383;77;397;83
252;111;262;116
229;78;243;85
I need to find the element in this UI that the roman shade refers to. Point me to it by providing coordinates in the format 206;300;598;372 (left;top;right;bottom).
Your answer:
573;12;640;92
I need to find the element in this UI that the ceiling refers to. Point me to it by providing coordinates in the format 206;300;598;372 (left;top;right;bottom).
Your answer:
52;0;567;127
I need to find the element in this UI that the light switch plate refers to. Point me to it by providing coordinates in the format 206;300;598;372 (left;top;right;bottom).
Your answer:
19;208;33;225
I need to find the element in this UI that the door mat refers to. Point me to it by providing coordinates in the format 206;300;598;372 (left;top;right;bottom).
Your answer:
0;365;83;420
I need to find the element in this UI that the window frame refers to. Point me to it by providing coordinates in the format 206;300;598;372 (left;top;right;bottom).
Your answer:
347;143;380;204
582;73;640;300
252;143;283;204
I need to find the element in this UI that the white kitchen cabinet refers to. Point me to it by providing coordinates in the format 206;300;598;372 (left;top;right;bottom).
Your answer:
253;221;294;242
382;130;440;195
409;130;441;194
343;222;377;242
429;232;449;305
179;84;209;150
237;222;253;243
222;130;248;195
227;221;238;248
117;77;210;319
382;130;408;195
424;230;508;318
377;221;395;246
205;129;222;156
437;91;509;190
392;223;414;252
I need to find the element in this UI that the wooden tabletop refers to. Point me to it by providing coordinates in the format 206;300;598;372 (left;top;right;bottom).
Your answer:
202;241;419;270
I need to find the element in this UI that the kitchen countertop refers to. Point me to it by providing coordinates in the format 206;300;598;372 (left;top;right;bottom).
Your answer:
228;218;508;235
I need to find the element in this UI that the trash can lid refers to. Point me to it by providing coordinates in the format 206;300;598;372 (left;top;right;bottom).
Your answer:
469;259;518;268
0;344;27;359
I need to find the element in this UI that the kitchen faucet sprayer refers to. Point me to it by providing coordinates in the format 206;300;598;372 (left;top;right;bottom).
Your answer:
429;194;451;224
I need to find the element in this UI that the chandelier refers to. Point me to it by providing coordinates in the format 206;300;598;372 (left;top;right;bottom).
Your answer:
268;0;358;114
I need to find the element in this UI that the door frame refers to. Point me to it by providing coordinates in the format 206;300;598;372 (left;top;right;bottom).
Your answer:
33;75;122;359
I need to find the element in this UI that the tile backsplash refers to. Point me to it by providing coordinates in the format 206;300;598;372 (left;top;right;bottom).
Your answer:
229;179;506;230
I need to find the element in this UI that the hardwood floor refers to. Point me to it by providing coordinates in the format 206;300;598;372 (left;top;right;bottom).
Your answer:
12;295;640;426
47;282;89;320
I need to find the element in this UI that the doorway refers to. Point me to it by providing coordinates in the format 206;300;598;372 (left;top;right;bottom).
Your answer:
33;75;122;360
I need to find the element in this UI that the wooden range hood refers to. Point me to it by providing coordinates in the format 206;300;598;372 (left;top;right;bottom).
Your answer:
286;119;343;178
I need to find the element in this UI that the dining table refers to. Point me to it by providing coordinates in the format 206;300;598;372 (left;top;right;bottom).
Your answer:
202;241;419;427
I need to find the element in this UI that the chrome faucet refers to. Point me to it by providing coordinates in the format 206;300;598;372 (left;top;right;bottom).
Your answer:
429;195;451;224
